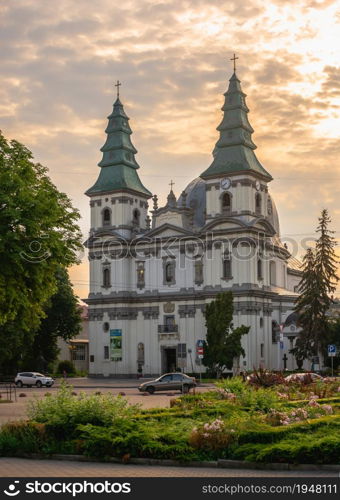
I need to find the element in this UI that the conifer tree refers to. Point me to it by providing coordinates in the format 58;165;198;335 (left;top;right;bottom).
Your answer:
291;210;338;361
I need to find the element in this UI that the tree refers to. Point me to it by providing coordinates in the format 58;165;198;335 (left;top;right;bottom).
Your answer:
0;132;82;372
291;210;338;362
202;292;250;377
22;268;82;372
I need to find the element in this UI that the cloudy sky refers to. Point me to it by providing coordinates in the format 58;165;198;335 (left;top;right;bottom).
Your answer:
1;0;339;299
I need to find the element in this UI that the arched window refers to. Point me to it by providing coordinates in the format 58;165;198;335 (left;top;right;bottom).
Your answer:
133;209;140;226
272;320;279;343
257;258;263;280
165;262;173;282
102;208;111;226
255;193;261;215
222;252;232;279
221;192;231;214
103;267;111;287
137;342;145;365
163;259;176;285
269;261;276;286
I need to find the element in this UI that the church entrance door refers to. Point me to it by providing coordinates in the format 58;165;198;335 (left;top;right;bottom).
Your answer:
162;347;177;373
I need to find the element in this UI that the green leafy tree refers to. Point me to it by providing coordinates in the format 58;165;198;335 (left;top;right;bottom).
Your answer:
202;292;249;377
22;268;82;372
0;133;82;372
291;210;338;361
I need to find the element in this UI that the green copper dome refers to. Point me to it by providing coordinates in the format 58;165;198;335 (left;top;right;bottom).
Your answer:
86;97;152;197
200;73;272;181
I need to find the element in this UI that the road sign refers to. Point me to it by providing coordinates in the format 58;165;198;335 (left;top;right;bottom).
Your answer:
198;354;203;359
196;340;204;347
328;344;337;357
280;341;284;349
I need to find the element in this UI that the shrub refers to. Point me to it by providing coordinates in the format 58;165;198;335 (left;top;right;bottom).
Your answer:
238;388;279;412
247;368;285;388
0;421;47;454
27;383;140;436
188;419;238;451
57;360;75;375
216;377;246;396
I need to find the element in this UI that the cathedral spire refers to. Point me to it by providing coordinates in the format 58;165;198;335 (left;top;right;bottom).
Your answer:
86;93;152;197
200;70;272;181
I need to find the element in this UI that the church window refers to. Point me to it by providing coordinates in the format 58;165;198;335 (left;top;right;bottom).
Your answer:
272;320;278;343
222;253;232;279
260;317;264;328
136;261;145;289
133;209;140;226
221;192;232;214
103;267;111;287
194;260;204;285
255;193;261;215
103;208;111;226
104;346;109;360
267;197;272;215
137;342;145;365
270;261;276;285
260;343;264;358
257;258;263;280
163;260;176;285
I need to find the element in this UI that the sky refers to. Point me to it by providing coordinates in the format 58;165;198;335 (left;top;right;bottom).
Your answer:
1;0;339;300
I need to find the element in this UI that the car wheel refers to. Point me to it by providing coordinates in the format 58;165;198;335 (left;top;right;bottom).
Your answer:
36;381;42;388
146;386;155;394
16;381;23;388
181;384;190;394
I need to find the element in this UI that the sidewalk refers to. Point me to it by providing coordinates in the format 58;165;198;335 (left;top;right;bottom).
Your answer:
0;458;337;477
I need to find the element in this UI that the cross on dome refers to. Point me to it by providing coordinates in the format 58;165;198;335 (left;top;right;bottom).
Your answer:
115;80;121;98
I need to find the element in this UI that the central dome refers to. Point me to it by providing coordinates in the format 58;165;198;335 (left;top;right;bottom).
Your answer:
178;177;281;235
178;178;206;228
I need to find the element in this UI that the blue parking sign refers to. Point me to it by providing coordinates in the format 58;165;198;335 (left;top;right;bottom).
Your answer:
328;344;336;357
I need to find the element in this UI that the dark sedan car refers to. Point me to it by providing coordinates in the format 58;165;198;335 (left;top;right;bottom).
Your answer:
138;373;196;394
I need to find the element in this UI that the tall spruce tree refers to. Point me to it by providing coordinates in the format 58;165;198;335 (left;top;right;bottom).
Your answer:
202;292;249;377
291;210;338;361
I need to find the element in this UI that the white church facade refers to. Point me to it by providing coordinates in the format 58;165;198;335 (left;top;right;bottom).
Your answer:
84;70;302;377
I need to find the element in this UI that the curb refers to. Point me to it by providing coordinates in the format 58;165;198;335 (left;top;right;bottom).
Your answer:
17;454;340;472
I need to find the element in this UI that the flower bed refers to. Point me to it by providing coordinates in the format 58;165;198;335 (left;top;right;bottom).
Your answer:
0;380;339;464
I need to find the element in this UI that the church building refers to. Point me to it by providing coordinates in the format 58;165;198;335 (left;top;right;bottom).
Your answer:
84;68;302;377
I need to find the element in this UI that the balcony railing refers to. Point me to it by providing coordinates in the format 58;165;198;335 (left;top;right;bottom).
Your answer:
158;324;179;333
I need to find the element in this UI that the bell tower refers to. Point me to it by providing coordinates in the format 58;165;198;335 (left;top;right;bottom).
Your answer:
85;83;152;239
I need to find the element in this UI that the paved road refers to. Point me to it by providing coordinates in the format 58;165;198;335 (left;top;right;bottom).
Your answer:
0;458;337;477
0;382;213;425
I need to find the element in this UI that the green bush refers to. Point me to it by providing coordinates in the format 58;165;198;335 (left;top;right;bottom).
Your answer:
27;383;140;436
216;377;246;396
237;388;279;412
57;360;75;375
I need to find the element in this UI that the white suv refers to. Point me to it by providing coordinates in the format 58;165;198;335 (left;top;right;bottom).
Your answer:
15;372;54;388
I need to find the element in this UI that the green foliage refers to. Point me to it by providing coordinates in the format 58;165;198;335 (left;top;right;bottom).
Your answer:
247;368;285;387
216;377;247;396
203;292;250;376
0;132;82;373
57;360;76;375
27;383;140;436
292;210;339;360
22;268;82;370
